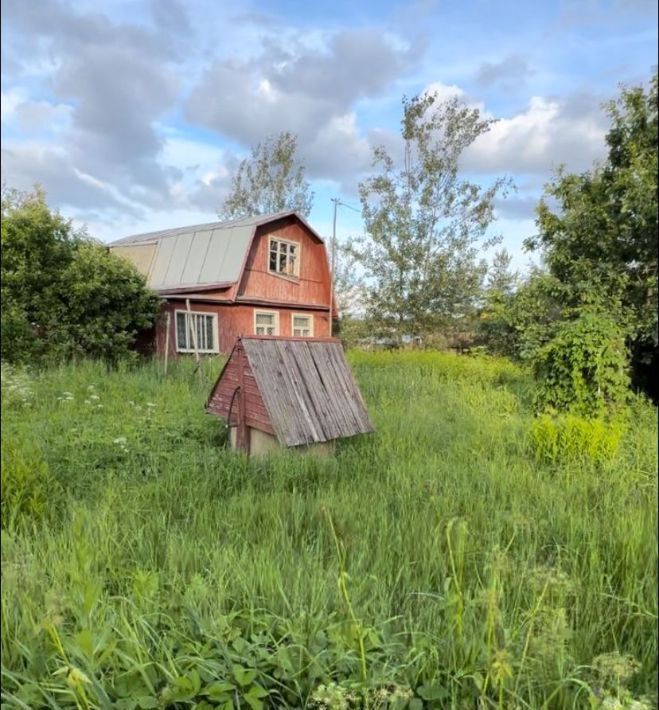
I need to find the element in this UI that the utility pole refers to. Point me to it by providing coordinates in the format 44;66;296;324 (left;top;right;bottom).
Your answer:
331;196;339;282
329;198;360;338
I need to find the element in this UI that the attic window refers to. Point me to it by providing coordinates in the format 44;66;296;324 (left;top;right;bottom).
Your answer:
175;310;218;353
269;238;299;278
292;314;313;337
255;310;279;336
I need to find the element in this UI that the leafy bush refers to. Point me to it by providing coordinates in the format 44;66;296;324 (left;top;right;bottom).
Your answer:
532;310;630;415
529;413;627;465
1;186;161;366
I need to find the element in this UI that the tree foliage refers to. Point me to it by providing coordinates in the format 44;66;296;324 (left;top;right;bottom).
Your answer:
486;248;519;296
478;268;567;359
350;92;511;339
1;187;161;365
220;132;313;220
528;71;658;397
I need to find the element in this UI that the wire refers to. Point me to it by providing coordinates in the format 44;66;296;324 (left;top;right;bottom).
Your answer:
332;198;360;213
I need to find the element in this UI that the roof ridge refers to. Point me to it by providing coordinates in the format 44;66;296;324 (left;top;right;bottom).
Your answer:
109;210;301;246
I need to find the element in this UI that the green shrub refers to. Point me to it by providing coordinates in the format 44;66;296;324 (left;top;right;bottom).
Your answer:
529;413;627;465
532;310;630;415
1;186;161;366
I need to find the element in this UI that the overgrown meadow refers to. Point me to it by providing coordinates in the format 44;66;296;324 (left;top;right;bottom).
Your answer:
1;352;657;709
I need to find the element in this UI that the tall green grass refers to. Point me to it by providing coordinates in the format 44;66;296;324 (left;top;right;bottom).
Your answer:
1;352;657;709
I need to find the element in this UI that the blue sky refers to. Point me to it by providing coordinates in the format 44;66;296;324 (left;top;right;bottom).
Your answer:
2;0;657;271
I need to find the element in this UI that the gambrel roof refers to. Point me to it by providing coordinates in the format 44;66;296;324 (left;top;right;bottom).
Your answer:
207;336;375;447
108;211;324;294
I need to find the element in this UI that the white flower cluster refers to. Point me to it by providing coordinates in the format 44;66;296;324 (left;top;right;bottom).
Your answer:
83;384;103;409
1;364;34;407
113;436;129;453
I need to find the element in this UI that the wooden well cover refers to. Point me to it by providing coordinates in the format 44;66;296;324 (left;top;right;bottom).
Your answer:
206;336;375;447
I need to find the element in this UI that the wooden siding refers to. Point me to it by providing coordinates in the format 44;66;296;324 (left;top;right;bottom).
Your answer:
206;343;275;435
238;220;331;308
154;301;331;357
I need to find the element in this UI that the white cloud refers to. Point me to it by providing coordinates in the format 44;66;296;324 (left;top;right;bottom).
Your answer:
185;27;420;183
1;89;27;121
463;93;608;174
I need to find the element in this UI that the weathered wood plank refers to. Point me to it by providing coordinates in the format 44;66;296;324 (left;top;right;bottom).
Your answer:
211;337;374;447
294;342;343;440
279;339;328;443
307;342;356;436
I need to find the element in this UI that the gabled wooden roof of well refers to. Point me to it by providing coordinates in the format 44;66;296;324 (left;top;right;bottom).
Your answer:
208;337;375;447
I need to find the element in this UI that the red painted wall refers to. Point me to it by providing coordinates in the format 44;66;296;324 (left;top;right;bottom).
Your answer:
154;301;331;357
239;220;331;307
206;343;274;434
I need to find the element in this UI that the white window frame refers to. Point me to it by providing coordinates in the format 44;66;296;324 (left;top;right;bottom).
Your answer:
174;309;219;353
291;313;314;337
268;237;301;279
254;309;280;336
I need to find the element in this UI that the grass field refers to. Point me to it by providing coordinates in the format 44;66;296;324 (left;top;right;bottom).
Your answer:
1;352;657;709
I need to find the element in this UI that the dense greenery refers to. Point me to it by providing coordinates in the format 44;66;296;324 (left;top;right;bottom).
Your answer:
530;73;657;357
350;92;510;341
220;132;314;220
2;353;656;708
531;310;631;415
480;71;658;405
1;187;161;366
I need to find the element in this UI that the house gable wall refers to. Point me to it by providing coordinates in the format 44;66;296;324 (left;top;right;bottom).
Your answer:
237;219;331;307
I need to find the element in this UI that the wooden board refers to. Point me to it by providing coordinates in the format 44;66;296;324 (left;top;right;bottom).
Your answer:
241;337;374;447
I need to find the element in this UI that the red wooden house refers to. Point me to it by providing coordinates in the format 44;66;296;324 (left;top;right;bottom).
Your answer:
109;211;334;357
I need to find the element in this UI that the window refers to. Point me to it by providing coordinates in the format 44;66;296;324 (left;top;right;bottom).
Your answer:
254;310;279;336
268;237;300;277
292;314;313;337
175;310;218;353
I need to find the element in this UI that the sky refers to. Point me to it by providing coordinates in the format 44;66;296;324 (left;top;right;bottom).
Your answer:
1;0;657;272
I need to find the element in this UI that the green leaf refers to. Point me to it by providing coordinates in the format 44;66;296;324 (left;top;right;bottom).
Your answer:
204;681;236;701
243;684;268;710
232;666;257;687
417;682;449;701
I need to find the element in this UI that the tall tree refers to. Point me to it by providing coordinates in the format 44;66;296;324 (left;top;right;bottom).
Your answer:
486;248;519;296
220;132;313;219
528;71;658;396
350;92;511;338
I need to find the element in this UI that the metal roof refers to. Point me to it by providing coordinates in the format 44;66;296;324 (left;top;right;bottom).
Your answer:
207;337;375;447
108;211;321;293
